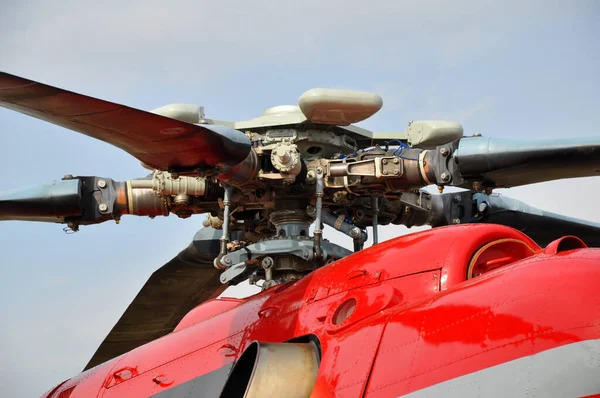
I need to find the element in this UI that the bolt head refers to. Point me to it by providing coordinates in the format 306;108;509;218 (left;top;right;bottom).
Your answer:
452;218;461;224
441;172;450;182
382;170;388;175
393;158;399;164
224;257;232;264
440;147;450;156
97;180;107;189
453;195;462;203
261;257;274;269
98;203;108;212
382;159;388;164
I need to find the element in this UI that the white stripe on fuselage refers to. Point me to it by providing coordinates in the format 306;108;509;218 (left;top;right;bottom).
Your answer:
399;339;600;397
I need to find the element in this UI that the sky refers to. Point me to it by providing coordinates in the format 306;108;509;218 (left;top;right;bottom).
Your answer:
0;1;599;396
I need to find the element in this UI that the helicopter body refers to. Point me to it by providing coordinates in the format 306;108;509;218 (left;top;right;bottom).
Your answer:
41;224;600;397
2;72;600;397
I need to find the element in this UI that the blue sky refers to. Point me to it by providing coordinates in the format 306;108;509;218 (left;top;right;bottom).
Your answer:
0;1;599;396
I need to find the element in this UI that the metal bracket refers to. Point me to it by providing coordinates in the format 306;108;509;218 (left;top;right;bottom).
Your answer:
217;238;352;285
429;141;463;186
328;156;403;178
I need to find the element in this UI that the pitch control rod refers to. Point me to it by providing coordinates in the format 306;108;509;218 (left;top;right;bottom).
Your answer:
313;167;325;261
214;185;234;269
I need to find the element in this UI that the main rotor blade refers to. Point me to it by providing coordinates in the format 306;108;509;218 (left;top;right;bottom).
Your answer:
0;179;82;222
426;191;600;247
456;136;600;187
471;193;600;247
84;227;227;370
0;72;251;171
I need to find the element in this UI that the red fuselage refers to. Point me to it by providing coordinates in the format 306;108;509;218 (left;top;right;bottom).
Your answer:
43;224;600;397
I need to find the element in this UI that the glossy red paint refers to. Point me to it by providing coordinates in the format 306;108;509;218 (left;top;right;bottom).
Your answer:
42;225;600;397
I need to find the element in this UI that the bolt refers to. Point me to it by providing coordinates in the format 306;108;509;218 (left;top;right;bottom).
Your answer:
306;205;316;216
440;172;450;182
221;275;227;282
393;158;399;164
393;169;399;175
97;179;107;189
333;191;346;203
453;195;462;203
383;170;388;175
478;202;489;213
224;257;232;264
276;146;290;163
452;218;461;224
316;167;323;175
306;169;316;183
440;147;450;157
382;159;388;164
261;257;274;269
349;227;361;238
98;203;108;212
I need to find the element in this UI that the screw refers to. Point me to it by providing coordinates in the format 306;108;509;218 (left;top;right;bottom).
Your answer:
383;170;388;175
393;169;399;175
224;257;232;264
440;147;450;157
98;203;108;212
97;180;107;189
393;158;399;164
382;159;388;164
440;172;450;182
452;218;461;224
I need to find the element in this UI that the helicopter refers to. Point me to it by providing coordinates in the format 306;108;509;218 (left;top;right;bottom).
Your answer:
1;71;600;397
